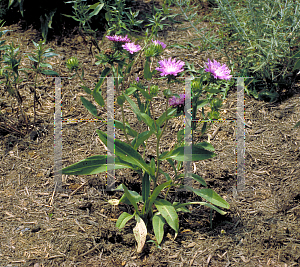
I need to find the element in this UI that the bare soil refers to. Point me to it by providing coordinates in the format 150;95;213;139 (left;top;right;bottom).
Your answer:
0;1;300;266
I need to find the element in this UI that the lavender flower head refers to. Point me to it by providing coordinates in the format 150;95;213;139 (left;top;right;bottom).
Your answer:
169;94;185;107
106;35;131;43
135;77;139;82
156;57;185;77
151;39;166;49
122;42;141;54
204;59;232;80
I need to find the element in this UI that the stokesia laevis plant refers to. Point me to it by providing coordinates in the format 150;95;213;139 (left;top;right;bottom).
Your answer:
63;34;230;253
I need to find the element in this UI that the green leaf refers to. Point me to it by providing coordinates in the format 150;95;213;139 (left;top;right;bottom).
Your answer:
177;129;184;144
176;173;207;187
95;67;111;93
116;212;134;229
122;184;140;214
196;99;209;109
125;87;137;95
93;91;105;107
156;108;177;128
96;130;152;175
80;96;97;116
142;172;150;202
185;186;230;209
154;198;179;238
147;181;171;214
114;120;138;137
62;155;135;175
172;202;190;213
293;59;300;71
158;168;172;181
166;158;176;174
117;95;125;106
195;141;215;151
43;52;58;58
144;60;152;80
137;87;152;101
152;214;165;244
204;88;220;94
124;94;155;132
81;85;92;95
27;55;38;62
173;201;227;215
131;131;153;150
89;3;104;17
119;189;142;205
41;70;59;76
159;144;216;161
294;121;300;128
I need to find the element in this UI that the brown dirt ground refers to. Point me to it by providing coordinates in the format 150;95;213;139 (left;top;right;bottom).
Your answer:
0;1;300;266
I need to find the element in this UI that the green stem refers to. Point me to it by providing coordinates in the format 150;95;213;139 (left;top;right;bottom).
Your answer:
121;104;131;145
33;70;39;125
154;97;169;188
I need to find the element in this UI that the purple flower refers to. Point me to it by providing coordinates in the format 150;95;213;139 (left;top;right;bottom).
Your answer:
156;57;185;77
106;35;131;42
135;77;139;82
169;93;185;107
122;42;141;54
204;59;232;80
152;39;166;49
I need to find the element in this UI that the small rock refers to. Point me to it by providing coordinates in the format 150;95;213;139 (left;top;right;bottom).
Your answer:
274;111;282;119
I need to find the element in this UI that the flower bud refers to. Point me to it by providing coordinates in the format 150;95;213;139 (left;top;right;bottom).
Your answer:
191;79;202;91
66;57;79;72
150;85;158;97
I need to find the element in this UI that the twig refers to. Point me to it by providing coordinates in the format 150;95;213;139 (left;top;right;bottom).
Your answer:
76;244;102;258
69;181;88;197
74;219;86;232
208;125;221;141
49;182;56;206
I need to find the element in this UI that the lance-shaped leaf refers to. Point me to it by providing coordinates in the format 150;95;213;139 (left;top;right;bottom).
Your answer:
131;130;153;150
136;86;152;101
122;184;140;214
158;168;171;181
81;85;92;94
152;213;165;244
176;173;207;187
114;120;138;138
61;155;135;175
185;186;230;209
93;90;105;107
142;172;150;203
96;130;153;176
147;181;171;213
155;108;177;128
80;96;97;116
116;212;134;229
119;188;142;206
123;94;156;132
144;60;152;80
159;144;216;161
94;67;111;93
173;201;227;215
154;198;179;238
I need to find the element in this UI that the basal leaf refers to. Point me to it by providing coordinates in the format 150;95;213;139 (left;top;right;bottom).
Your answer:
154;198;179;238
152;213;165;244
116;212;134;229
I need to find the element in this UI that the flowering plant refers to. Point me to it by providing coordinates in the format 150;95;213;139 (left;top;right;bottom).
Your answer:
63;33;230;252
